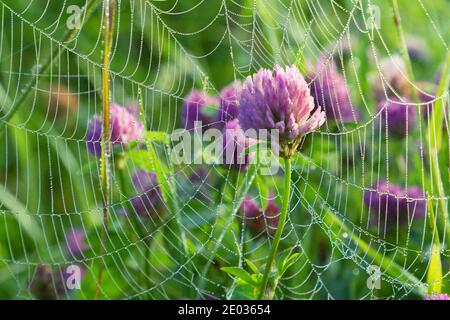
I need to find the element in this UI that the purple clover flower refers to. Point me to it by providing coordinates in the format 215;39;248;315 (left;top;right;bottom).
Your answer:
109;103;144;144
377;98;415;138
425;293;450;300
86;116;102;156
418;82;449;122
30;264;85;300
309;55;361;124
86;103;144;157
189;167;208;184
238;65;326;158
240;193;280;236
364;181;426;229
373;55;411;102
406;36;430;62
66;228;87;258
130;170;163;219
187;167;212;203
181;90;218;131
216;81;242;127
221;119;255;171
418;83;437;118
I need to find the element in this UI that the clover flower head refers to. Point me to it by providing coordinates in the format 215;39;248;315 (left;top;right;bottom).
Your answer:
66;228;87;258
425;293;450;300
86;103;144;157
240;192;280;236
373;55;411;101
406;36;430;62
377;98;415;138
181;90;218;131
30;264;85;300
86;116;102;156
216;81;242;127
364;181;426;230
238;65;326;158
130;170;163;218
110;103;144;145
418;82;448;122
189;167;208;184
309;55;361;123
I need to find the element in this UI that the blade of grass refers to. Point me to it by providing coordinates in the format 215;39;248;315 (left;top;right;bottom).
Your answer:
426;200;442;294
426;50;450;246
0;184;43;244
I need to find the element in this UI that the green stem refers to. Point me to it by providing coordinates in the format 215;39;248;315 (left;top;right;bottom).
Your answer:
94;0;115;300
258;157;291;300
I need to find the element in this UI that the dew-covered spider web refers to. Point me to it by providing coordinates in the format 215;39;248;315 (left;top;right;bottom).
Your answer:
0;0;449;300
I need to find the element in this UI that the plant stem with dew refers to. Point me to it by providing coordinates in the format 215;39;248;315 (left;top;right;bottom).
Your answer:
258;158;291;300
94;0;115;300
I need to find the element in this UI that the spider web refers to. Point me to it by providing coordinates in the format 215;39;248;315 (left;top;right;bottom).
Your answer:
0;0;448;300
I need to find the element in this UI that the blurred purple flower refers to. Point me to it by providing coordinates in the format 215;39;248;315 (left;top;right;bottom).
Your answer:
425;293;450;300
377;98;415;138
240;193;280;236
216;81;242;127
181;90;218;131
130;170;163;218
110;103;145;144
364;181;426;229
86;103;144;157
418;82;449;122
189;167;208;184
30;264;85;300
418;83;436;118
86;116;102;156
238;65;326;158
309;55;361;123
221;119;255;171
406;36;430;62
66;228;87;258
187;167;212;203
373;55;411;101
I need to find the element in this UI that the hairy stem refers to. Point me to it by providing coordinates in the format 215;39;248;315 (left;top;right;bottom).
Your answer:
258;158;291;300
94;0;115;300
